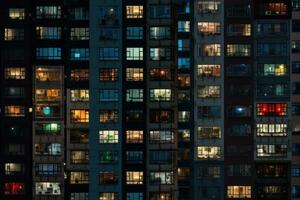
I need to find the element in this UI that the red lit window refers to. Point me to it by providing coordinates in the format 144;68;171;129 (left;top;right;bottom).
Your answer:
5;182;25;195
257;103;287;116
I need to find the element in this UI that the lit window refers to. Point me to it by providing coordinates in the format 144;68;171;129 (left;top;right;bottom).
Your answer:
35;89;60;101
100;172;118;185
35;182;61;195
150;89;173;101
70;27;89;40
197;64;221;77
99;130;119;144
197;0;221;13
126;68;143;81
197;22;221;35
70;69;89;81
150;27;171;40
149;68;172;81
35;67;61;81
36;27;61;40
178;39;190;51
70;172;88;184
256;124;287;137
5;163;24;175
99;110;118;124
126;89;143;102
178;111;190;122
227;44;251;56
126;47;143;60
36;6;61;19
178;21;190;32
34;143;61;155
71;109;89;123
256;103;287;116
35;123;61;135
261;64;287;76
197;146;221;159
5;182;25;195
5;68;26;79
263;3;287;16
4;105;25;117
149;130;174;144
126;130;143;143
257;144;287;157
178;129;190;142
9;8;25;20
99;193;118;200
199;44;221;56
4;28;24;40
71;151;88;164
149;171;174;185
99;68;118;81
126;6;143;18
126;171;143;185
150;48;172;60
227;186;251;198
227;24;251;36
198;127;221;139
70;89;89;101
197;85;221;98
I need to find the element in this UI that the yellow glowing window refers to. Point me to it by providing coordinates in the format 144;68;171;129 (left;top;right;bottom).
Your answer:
70;171;88;184
35;67;61;81
227;186;251;198
9;8;25;20
126;68;143;81
70;89;89;101
197;146;221;159
126;6;143;18
5;68;26;79
126;171;143;184
71;109;89;123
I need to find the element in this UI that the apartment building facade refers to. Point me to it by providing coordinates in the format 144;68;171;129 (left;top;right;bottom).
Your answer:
0;0;298;200
0;0;89;199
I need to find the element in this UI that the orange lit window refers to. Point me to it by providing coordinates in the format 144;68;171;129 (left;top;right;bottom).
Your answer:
4;105;25;117
126;130;143;143
99;68;118;81
71;109;89;123
265;3;287;16
256;103;287;116
5;182;25;195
